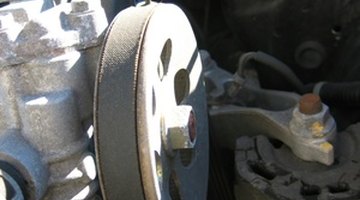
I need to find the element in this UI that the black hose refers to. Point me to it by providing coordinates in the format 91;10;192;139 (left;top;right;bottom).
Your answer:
317;82;360;106
236;51;304;92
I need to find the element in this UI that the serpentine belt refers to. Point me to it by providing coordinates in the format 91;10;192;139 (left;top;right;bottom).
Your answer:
94;3;156;199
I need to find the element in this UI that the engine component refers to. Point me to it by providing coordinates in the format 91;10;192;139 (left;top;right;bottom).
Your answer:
94;2;209;200
234;123;360;200
175;0;360;199
201;50;236;105
0;165;25;199
204;52;336;165
221;0;337;83
0;0;108;199
209;99;337;166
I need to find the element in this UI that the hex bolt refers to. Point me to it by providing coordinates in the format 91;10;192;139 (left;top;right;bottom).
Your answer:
289;94;337;165
164;105;197;150
299;93;322;115
71;0;90;13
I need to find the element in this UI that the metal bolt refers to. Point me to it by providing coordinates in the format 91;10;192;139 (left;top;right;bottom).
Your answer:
299;93;322;115
164;105;197;150
71;0;90;13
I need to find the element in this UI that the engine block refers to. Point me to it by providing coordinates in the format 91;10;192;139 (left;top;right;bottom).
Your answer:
0;0;107;199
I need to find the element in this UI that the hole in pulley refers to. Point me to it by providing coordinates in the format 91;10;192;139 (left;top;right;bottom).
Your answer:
158;39;172;81
174;69;190;105
169;170;181;200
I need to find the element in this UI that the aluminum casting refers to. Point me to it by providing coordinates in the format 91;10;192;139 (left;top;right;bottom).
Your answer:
0;0;108;199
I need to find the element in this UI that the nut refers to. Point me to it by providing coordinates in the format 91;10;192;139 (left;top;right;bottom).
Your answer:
290;101;336;139
164;105;197;150
289;99;337;165
299;93;322;115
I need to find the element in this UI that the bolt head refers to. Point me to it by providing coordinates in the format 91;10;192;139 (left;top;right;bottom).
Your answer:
291;101;336;139
299;93;322;115
164;105;197;150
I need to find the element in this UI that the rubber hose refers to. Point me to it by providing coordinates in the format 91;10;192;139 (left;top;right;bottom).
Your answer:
236;51;304;92
318;82;360;106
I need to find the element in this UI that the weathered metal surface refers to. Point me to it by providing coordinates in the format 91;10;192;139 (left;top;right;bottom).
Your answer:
0;0;108;199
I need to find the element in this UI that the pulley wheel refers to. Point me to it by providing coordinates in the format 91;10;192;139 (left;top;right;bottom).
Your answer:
94;3;209;200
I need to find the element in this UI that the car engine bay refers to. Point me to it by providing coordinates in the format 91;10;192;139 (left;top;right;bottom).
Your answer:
0;0;359;199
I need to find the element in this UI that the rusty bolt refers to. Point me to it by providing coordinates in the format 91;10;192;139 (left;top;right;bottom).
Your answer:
299;93;322;115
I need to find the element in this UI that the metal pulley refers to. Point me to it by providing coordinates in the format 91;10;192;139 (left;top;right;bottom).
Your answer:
94;2;209;200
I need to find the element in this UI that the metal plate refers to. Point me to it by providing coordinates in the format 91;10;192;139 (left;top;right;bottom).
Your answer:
94;3;209;200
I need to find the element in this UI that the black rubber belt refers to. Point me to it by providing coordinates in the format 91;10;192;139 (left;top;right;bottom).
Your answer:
94;4;157;200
